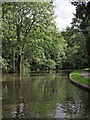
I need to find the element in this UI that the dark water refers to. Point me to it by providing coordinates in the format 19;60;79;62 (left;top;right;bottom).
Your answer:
2;70;90;119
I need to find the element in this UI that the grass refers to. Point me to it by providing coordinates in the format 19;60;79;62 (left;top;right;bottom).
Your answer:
71;68;90;86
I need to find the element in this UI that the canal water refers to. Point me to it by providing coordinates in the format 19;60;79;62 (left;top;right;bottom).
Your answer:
2;70;90;119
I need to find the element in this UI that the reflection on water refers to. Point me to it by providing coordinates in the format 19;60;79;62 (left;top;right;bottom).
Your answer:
2;70;89;118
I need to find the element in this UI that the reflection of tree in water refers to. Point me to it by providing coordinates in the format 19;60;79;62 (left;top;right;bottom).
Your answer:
2;72;57;118
64;89;88;118
11;74;28;118
2;74;27;118
2;71;89;118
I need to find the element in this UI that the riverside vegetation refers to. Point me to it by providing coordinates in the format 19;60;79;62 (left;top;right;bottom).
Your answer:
1;1;90;74
71;68;90;86
1;1;90;119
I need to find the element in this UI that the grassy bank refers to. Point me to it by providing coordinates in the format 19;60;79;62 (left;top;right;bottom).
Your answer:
71;68;90;86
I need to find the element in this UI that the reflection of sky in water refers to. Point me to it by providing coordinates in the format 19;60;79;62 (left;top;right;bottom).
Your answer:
2;71;89;118
11;103;25;118
54;103;67;118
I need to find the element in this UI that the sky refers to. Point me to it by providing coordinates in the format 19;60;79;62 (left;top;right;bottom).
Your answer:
54;0;76;31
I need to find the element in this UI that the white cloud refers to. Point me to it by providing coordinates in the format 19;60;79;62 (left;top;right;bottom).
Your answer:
54;0;76;31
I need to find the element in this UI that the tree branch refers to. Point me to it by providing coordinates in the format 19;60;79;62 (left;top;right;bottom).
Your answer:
21;14;36;55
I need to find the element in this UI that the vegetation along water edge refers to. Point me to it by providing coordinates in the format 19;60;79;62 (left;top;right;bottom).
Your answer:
69;68;90;90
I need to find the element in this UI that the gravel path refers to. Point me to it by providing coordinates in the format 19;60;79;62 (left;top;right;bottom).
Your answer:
80;70;90;79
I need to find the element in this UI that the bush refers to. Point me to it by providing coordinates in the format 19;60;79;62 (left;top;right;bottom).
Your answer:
0;57;9;72
39;59;56;70
56;60;62;69
23;59;31;73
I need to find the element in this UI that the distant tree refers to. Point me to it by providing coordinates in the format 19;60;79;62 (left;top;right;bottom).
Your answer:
70;0;90;69
61;27;88;69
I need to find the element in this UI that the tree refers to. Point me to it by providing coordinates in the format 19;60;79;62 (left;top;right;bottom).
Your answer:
71;1;90;69
61;27;88;69
23;24;67;70
2;2;56;73
2;2;68;72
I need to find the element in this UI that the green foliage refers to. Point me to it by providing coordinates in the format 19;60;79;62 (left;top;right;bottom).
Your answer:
71;1;90;69
71;69;90;86
2;2;67;72
3;1;88;72
56;60;62;69
44;59;56;69
23;59;31;74
0;57;9;72
34;59;56;70
61;27;88;69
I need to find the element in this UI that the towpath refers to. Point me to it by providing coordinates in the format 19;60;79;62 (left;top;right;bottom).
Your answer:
80;70;90;79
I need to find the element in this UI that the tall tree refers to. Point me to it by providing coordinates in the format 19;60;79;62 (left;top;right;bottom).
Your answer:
71;1;90;69
2;2;56;73
61;27;87;69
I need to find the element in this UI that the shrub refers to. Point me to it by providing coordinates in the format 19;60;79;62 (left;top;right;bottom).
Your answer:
39;59;56;70
0;57;9;72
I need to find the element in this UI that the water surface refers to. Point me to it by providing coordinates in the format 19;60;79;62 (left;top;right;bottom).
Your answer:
2;70;89;118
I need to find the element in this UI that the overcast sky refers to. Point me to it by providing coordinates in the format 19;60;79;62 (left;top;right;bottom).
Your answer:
54;0;76;31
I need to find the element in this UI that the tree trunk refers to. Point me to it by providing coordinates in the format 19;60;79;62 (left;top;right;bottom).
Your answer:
18;54;22;74
73;63;75;69
20;54;22;74
12;51;15;73
11;50;15;73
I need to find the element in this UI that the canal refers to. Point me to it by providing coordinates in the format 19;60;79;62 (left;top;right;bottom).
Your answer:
2;70;90;118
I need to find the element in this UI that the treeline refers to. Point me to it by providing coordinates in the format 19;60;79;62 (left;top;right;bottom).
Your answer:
2;1;89;73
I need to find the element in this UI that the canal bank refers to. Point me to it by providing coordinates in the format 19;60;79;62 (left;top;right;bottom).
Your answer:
69;69;90;90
